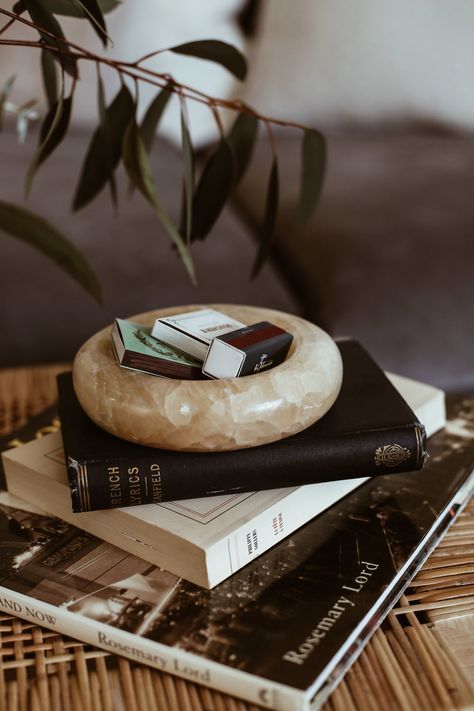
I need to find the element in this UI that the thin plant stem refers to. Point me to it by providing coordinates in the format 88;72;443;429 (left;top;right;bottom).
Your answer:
0;17;16;36
0;7;309;132
210;103;225;136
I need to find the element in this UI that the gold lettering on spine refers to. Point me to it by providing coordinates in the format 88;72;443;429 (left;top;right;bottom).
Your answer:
83;465;91;511
414;424;424;468
107;467;123;507
150;464;162;501
76;465;84;512
77;464;91;512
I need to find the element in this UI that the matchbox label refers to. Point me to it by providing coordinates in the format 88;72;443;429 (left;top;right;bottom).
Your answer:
203;321;293;379
151;309;245;360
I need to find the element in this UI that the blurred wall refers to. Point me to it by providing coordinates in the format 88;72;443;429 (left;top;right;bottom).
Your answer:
242;0;474;132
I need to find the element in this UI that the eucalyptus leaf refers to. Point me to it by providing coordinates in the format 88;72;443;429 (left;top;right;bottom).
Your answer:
96;0;120;12
0;200;101;302
140;86;171;152
0;76;16;131
12;1;25;15
25;95;72;196
22;0;78;79
299;128;326;222
97;73;106;122
180;106;194;242
227;112;258;185
41;50;58;108
252;156;279;277
128;85;171;198
73;83;134;211
170;40;247;80
72;0;108;46
191;138;235;241
122;120;196;283
97;74;117;207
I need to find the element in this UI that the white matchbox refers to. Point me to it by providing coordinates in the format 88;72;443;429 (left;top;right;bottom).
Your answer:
151;308;245;361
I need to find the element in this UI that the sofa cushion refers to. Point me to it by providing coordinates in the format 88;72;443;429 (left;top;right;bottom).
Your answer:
0;127;298;366
236;131;474;391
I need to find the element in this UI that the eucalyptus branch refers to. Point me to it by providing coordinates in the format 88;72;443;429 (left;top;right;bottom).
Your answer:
117;60;312;132
0;7;308;132
0;2;327;296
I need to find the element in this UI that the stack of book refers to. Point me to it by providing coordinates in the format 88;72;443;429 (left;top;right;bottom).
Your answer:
1;333;473;711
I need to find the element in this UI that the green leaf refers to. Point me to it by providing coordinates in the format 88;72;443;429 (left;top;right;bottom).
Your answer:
0;76;16;131
12;2;25;15
0;200;101;302
22;0;78;79
97;74;117;207
180;106;194;242
41;49;58;108
140;86;171;152
73;84;135;211
127;85;171;198
97;73;106;122
72;0;108;46
227;112;258;185
252;156;279;278
122;121;195;283
24;95;73;196
191;138;235;241
96;0;120;12
299;128;326;222
170;40;247;80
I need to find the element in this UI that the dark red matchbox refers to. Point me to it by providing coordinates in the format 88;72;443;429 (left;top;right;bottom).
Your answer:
202;321;293;379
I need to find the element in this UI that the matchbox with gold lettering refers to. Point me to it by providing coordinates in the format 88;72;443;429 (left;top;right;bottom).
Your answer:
202;321;294;379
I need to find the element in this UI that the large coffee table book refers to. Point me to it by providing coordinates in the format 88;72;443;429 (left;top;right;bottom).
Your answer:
0;395;472;711
2;368;440;588
64;340;424;512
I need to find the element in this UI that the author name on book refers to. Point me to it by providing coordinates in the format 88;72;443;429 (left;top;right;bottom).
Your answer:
283;561;379;665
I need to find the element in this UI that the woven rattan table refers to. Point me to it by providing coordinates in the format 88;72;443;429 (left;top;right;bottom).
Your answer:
0;364;473;711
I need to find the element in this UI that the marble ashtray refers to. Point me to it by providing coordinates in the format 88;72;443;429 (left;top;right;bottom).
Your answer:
73;304;343;452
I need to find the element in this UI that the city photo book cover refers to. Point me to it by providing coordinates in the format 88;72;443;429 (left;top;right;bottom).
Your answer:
0;395;473;710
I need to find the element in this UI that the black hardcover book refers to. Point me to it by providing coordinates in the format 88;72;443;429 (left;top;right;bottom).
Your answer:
57;340;426;512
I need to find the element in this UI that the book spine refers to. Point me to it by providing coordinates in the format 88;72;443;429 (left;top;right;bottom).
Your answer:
205;478;368;587
69;423;426;512
68;456;164;512
0;587;303;711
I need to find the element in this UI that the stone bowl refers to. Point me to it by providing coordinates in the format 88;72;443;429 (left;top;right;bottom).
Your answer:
72;304;343;452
